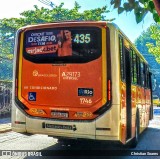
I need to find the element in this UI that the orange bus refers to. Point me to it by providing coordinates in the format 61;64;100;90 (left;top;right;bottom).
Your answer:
12;21;153;147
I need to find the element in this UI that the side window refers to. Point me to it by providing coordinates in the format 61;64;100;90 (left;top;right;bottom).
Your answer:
119;36;125;81
136;56;141;86
140;60;145;87
147;67;150;88
131;49;137;84
145;65;150;88
144;64;147;88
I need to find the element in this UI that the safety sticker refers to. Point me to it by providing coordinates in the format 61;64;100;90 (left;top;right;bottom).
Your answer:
28;92;36;101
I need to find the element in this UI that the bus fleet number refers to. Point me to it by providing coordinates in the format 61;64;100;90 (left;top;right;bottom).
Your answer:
80;98;92;104
74;34;91;44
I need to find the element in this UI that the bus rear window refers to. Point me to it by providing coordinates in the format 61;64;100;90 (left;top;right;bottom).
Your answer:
23;27;102;63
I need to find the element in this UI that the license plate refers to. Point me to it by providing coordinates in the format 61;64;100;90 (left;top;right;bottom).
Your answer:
51;111;68;118
45;124;72;130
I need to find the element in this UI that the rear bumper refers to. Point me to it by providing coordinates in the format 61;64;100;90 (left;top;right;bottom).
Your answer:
12;102;119;141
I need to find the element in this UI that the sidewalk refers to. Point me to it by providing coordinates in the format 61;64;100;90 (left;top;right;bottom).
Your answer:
0;117;12;133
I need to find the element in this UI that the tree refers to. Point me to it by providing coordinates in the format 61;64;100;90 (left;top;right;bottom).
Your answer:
135;23;160;64
0;2;113;56
135;26;156;54
153;0;160;16
0;2;113;80
135;23;160;97
110;0;160;23
146;24;160;63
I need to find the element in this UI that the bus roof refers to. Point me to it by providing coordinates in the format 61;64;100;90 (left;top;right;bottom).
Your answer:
19;21;107;30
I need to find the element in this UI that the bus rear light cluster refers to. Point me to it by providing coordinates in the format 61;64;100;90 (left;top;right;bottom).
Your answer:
29;108;46;115
74;111;93;118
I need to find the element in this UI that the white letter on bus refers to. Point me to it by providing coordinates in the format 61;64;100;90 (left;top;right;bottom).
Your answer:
28;37;33;42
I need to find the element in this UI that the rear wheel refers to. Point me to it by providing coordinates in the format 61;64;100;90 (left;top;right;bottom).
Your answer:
58;138;78;146
149;105;153;120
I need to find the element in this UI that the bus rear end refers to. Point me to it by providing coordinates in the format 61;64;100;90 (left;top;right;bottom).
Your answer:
12;21;115;141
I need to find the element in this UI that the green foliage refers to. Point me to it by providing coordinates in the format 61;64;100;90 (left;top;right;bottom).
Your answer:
146;23;160;63
135;23;160;97
134;26;156;54
0;2;112;57
0;59;13;80
135;23;160;64
110;0;160;23
0;2;113;80
17;2;111;24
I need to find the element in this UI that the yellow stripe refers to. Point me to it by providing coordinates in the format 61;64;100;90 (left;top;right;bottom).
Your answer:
102;27;107;105
18;32;24;100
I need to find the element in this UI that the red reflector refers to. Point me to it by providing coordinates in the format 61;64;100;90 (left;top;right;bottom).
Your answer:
15;121;26;124
108;80;111;101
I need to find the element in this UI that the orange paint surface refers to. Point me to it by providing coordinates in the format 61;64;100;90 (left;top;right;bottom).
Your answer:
120;82;152;144
16;22;108;120
19;56;103;119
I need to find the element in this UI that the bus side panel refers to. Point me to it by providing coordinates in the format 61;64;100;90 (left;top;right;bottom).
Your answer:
139;87;146;133
136;86;142;129
120;81;126;144
108;25;126;144
137;86;149;133
95;105;119;141
131;85;136;139
11;102;27;133
145;89;151;126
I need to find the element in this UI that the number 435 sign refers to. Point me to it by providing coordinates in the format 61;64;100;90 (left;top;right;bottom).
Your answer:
73;34;91;44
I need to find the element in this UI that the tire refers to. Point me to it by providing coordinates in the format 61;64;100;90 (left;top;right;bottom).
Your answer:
130;110;139;148
58;138;78;146
149;105;153;120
